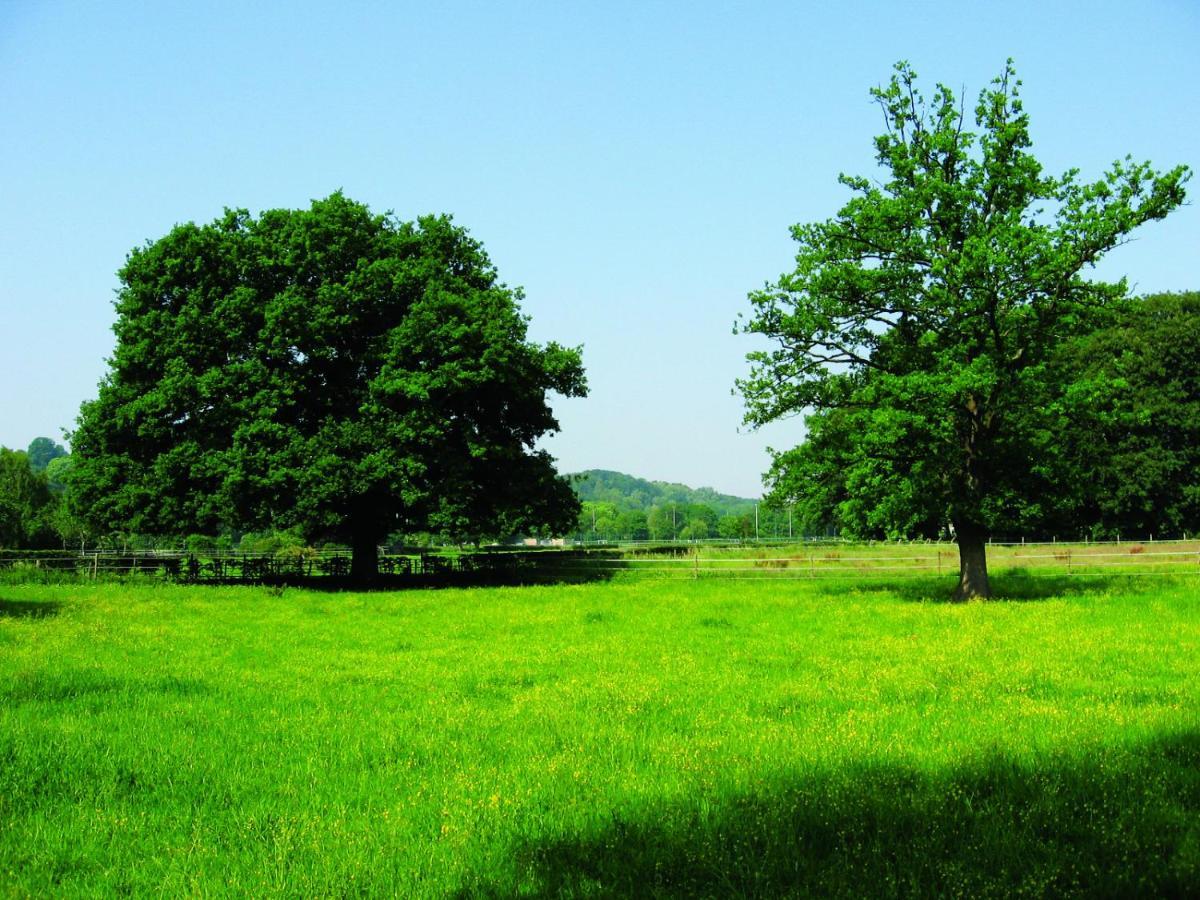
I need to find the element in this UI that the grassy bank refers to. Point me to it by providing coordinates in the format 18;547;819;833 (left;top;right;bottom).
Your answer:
2;578;1198;896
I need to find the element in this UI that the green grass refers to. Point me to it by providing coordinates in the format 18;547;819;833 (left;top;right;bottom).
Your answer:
1;577;1198;896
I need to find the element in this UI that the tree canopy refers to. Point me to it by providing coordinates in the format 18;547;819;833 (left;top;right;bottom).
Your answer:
26;437;68;473
738;61;1189;599
1046;291;1200;539
70;193;586;577
0;448;57;548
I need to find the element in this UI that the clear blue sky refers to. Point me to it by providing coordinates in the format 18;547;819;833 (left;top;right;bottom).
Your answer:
2;0;1196;498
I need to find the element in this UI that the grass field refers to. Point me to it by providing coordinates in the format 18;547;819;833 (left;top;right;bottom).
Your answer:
2;576;1198;897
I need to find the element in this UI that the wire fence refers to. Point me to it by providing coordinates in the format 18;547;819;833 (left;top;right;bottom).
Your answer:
3;540;1198;583
518;541;1200;580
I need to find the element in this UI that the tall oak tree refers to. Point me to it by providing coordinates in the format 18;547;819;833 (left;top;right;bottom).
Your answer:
739;62;1188;598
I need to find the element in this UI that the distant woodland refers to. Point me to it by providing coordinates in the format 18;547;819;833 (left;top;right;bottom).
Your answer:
568;470;798;542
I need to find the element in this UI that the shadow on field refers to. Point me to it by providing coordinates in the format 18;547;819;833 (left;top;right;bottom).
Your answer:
986;571;1136;600
258;568;621;593
460;731;1200;898
169;550;628;592
0;669;211;705
0;597;62;619
813;572;1136;603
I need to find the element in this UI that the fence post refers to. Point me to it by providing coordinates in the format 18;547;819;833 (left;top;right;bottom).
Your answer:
1067;547;1072;575
91;553;98;579
693;546;699;580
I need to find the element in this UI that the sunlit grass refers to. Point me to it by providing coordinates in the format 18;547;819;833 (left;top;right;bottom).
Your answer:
1;577;1198;896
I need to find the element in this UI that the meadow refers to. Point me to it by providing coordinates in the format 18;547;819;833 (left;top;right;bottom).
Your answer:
1;575;1198;897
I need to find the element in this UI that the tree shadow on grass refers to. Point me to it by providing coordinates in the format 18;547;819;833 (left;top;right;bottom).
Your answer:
183;550;628;592
1;669;210;705
0;598;62;618
810;571;1143;603
459;731;1200;898
245;569;622;594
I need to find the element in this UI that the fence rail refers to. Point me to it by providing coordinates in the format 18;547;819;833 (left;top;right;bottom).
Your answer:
0;550;531;582
1;541;1198;583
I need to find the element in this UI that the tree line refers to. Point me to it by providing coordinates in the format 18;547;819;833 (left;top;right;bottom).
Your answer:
569;469;803;542
771;290;1200;544
2;62;1193;595
0;439;80;549
1;443;802;550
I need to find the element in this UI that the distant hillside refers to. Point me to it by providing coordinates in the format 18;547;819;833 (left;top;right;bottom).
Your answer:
565;470;798;540
568;469;757;517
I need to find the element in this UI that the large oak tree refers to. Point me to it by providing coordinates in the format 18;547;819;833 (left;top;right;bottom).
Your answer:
71;194;586;578
739;62;1189;599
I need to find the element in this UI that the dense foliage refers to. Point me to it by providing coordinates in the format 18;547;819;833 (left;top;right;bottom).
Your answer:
0;449;51;548
1047;291;1200;539
739;61;1189;598
0;441;74;549
781;292;1200;543
70;194;585;576
25;437;67;473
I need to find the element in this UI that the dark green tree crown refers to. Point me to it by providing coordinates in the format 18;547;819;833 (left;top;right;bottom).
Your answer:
71;193;586;549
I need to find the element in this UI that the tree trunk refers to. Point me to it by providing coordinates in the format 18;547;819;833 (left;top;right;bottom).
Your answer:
350;532;379;583
953;527;991;601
